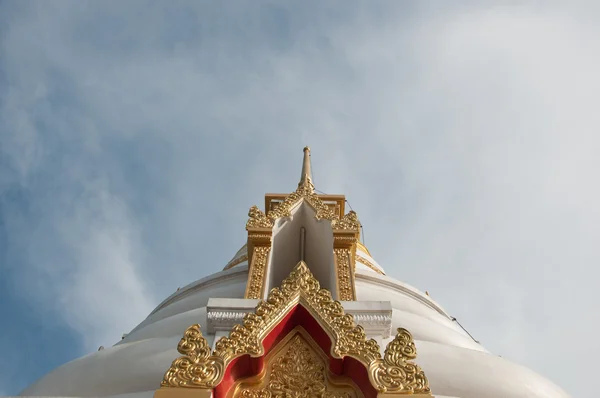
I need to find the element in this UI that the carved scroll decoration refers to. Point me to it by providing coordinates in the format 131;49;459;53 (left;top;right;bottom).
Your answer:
370;328;431;394
332;210;361;231
246;206;274;229
267;184;338;221
161;325;224;388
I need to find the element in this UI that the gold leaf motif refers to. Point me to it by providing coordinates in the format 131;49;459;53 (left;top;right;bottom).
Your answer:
161;325;224;388
369;328;431;395
332;211;361;231
246;205;274;229
267;185;338;222
237;335;355;398
245;246;270;299
334;248;355;301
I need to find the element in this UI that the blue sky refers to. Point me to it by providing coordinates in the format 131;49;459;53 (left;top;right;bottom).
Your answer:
1;1;599;396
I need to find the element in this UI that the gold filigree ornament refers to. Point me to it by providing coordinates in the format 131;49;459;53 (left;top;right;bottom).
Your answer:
246;206;274;229
331;210;361;231
244;246;271;299
267;183;338;222
249;191;360;232
334;248;355;301
236;333;356;398
158;263;432;396
369;328;431;395
213;261;381;365
161;324;225;388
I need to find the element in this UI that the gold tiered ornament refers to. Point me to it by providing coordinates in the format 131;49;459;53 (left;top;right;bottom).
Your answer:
244;147;361;301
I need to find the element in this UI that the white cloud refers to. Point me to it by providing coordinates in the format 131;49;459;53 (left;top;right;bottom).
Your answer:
1;1;598;396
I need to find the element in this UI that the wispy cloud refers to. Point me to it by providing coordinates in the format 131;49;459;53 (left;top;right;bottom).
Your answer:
1;1;598;396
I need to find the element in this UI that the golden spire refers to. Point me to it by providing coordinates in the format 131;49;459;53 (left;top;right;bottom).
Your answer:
298;146;314;192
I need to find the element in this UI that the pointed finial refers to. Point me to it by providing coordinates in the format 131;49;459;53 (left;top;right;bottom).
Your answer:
298;146;314;191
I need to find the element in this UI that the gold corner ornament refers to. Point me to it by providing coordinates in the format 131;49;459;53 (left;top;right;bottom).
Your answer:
370;328;431;395
246;206;274;230
159;263;431;395
332;210;361;231
161;324;224;388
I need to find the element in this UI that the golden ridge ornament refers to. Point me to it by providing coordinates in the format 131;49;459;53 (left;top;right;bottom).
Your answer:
267;184;337;221
158;263;431;396
214;262;381;365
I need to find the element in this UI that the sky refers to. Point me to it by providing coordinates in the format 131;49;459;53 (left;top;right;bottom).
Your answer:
0;1;599;396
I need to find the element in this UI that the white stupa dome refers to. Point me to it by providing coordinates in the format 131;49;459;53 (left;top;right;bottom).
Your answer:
18;148;570;398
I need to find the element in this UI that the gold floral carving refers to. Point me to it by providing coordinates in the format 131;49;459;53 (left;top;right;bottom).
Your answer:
159;264;431;396
236;334;356;398
334;248;356;301
245;246;270;299
332;211;361;231
370;328;431;395
264;186;361;233
161;324;224;388
267;184;338;221
246;206;274;229
216;262;381;366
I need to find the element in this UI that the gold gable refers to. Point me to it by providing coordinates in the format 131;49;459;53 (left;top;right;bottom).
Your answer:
156;262;432;397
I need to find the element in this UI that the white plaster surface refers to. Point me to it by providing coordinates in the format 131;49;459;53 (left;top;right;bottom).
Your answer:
19;247;571;398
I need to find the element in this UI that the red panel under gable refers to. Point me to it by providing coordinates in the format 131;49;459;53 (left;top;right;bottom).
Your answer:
214;303;376;398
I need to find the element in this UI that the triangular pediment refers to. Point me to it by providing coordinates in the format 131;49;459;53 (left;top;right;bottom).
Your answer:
246;187;361;231
157;262;432;397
